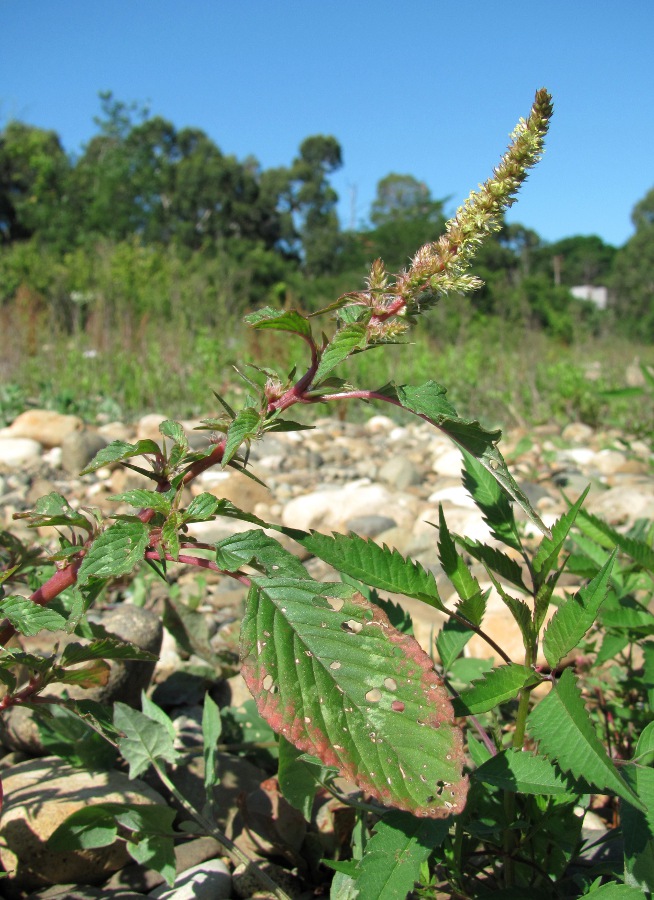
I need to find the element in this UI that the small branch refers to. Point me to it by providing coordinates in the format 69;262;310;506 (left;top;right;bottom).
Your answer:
143;551;251;587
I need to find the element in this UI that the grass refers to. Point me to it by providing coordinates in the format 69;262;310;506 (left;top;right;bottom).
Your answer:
2;311;653;440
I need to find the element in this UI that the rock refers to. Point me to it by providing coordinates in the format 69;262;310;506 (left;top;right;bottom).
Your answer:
344;514;397;537
378;456;421;490
199;468;272;513
104;836;223;893
136;414;168;444
2;410;82;448
26;886;144;899
364;415;396;433
166;751;266;829
0;437;42;467
281;482;403;533
60;429;109;475
0;757;166;891
147;859;232;899
431;446;464;478
561;422;594;443
586;485;654;525
591;449;629;477
86;605;163;705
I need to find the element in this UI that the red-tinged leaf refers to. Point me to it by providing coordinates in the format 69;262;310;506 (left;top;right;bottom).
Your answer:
240;577;468;819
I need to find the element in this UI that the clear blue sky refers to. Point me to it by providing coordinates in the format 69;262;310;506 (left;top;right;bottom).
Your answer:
1;0;652;248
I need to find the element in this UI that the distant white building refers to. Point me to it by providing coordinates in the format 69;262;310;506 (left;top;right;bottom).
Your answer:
570;285;608;309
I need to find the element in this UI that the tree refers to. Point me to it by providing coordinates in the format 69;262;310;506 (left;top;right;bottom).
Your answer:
283;135;343;276
532;234;616;287
611;186;654;340
339;174;447;275
0;122;73;245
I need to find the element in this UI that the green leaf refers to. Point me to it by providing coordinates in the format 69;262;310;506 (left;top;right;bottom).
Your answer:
277;734;319;819
183;492;223;522
314;324;368;382
352;811;449;899
80;439;162;475
161;511;183;561
583;884;650;898
202;693;222;793
436;617;475;673
456;537;528;592
113;702;180;779
437;506;484;603
290;530;444;609
77;521;150;586
532;488;590;579
395;381;548;536
14;491;93;531
60;638;157;666
460;448;521;551
474;749;587;795
107;489;172;515
222;407;262;467
245;306;312;339
452;664;538;717
0;596;67;636
141;694;176;741
48;803;177;888
53;658;110;688
48;805;118;849
543;551;616;668
214;529;308;579
35;704;118;770
240;577;468;817
622;766;654;893
575;507;654;571
159;418;188;449
527;668;645;810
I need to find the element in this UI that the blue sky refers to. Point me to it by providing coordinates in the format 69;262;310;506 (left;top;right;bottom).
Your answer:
1;0;652;248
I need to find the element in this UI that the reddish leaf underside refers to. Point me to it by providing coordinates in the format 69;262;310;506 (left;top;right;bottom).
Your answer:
240;578;468;818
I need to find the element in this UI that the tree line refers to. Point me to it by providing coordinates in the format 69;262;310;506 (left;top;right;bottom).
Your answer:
1;93;652;342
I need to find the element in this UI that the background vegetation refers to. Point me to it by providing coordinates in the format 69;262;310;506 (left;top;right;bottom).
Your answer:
1;94;653;431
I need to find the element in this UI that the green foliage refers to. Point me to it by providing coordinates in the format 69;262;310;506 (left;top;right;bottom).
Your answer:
1;88;653;899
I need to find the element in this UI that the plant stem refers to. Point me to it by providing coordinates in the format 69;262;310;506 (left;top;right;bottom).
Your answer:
152;759;293;900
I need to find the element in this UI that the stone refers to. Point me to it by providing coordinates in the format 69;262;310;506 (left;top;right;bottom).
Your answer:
344;514;397;537
431;446;464;478
281;482;402;533
147;858;232;899
2;409;83;448
561;422;594;444
378;456;421;490
104;836;223;893
202;468;272;513
586;485;654;525
0;437;42;468
166;752;266;829
0;757;166;891
26;887;144;899
136;414;168;444
60;430;109;475
364;415;396;433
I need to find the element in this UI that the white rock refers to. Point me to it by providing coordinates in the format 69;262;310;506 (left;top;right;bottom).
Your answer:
281;482;399;532
592;449;628;476
364;415;396;433
148;858;232;899
427;485;476;508
0;437;42;467
431;447;464;478
558;448;595;467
